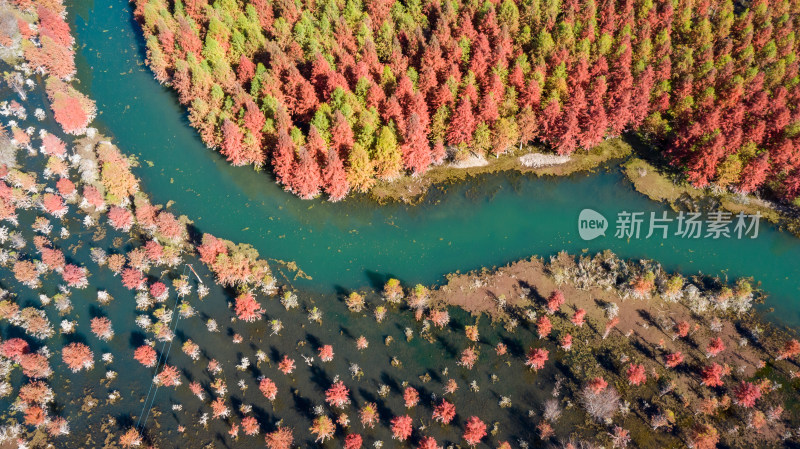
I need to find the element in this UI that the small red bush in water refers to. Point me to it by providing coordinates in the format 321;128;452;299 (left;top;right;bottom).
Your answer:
0;337;29;361
278;355;295;374
234;292;264;322
121;267;145;290
62;342;93;372
155;364;181;387
432;400;456;424
325;381;351;408
19;353;52;379
264;426;293;449
108;207;133;231
403;386;419;408
344;433;362;449
134;345;157;367
463;416;487;446
390;415;413;441
259;377;278;401
241;416;259;436
318;344;334;362
90;316;113;341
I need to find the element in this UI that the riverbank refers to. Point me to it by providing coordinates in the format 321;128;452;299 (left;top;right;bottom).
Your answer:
368;138;632;204
429;251;800;448
623;157;800;238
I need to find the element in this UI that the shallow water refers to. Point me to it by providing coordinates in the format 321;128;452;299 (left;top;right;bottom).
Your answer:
67;0;800;326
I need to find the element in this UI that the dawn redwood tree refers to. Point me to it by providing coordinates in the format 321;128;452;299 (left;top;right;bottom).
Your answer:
322;148;350;202
525;347;549;371
272;129;295;186
432;400;456;424
234;292;264;322
463;416;487;446
700;363;725;387
626;363;647;386
733;381;761;408
446;97;475;146
401;113;432;175
62;342;93;372
391;415;413;441
134;345;157;367
546;290;565;314
290;148;321;199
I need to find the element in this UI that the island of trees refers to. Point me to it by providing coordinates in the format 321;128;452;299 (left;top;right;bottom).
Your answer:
134;0;800;202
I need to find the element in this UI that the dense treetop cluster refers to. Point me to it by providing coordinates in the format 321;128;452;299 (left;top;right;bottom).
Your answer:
134;0;800;201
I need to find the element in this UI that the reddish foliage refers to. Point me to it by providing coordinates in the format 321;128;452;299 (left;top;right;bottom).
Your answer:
778;339;800;360
390;415;413;441
432;400;455;424
62;342;93;372
318;344;334;362
42;193;66;216
588;376;608;394
626;363;647;386
536;315;552;339
234;292;264;322
0;337;29;361
700;363;726;388
38;5;72;47
61;264;87;287
344;433;362;449
403;386;419;408
242;416;260;436
278;355;295;374
41;134;66;157
56;178;75;196
259;377;278;400
20;353;52;379
121;267;145;290
706;337;726;357
149;281;168;300
571;309;586;327
463;416;487;446
264;426;293;449
559;333;573;350
546;290;565;314
108;206;134;231
665;351;684;368
525;347;549;371
134;345;157;367
325;381;351;408
733;381;761;408
155;211;183;242
24;405;46;427
676;320;690;338
89;316;113;341
155;364;181;387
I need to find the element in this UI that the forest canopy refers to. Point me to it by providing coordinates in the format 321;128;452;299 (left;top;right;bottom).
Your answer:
133;0;800;201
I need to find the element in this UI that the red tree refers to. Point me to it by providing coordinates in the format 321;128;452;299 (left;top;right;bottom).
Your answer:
62;342;93;372
546;290;565;314
432;400;456;424
733;381;761;408
446;97;475;146
463;416;487;446
289;148;321;199
234;292;264;322
626;363;646;386
325;381;351;408
700;363;725;388
536;315;552;338
705;337;725;357
134;345;157;367
525;347;549;371
322;148;349;202
391;415;413;441
401;113;432;175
